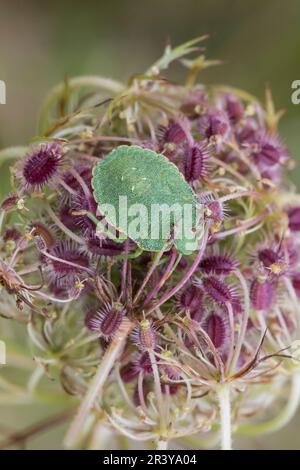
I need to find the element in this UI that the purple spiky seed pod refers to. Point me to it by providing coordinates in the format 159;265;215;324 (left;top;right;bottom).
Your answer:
160;353;181;380
183;142;210;183
120;364;139;383
59;206;79;231
3;227;21;242
287;207;300;232
83;234;131;257
123;352;153;380
158;119;187;145
258;248;281;267
201;310;231;352
85;303;125;340
120;352;154;382
31;222;55;250
131;319;157;352
202;276;236;305
200;193;225;223
198;109;229;139
256;246;287;276
237;117;258;144
180;90;208;119
179;284;204;314
0;192;19;211
250;277;275;310
224;94;244;123
61;165;92;195
22;142;64;190
45;240;89;289
135;351;153;374
71;191;99;234
199;254;238;276
250;132;288;167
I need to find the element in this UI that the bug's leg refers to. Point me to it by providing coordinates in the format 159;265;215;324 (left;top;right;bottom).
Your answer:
86;211;101;226
115;246;143;260
96;221;127;244
72;210;126;243
72;210;99;226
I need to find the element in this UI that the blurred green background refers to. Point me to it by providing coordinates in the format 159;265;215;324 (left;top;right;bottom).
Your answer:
1;0;300;449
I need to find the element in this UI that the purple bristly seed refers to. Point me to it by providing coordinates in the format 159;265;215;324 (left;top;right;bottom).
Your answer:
200;193;224;222
237;118;257;143
202;310;230;351
179;285;203;313
72;192;99;234
84;235;128;256
0;193;19;211
225;95;244;123
199;254;238;276
22;142;63;190
3;227;21;242
202;276;235;304
198;110;229;139
250;278;275;310
159;119;187;145
132;320;157;351
59;206;79;231
135;352;153;375
62;165;92;194
120;363;139;383
251;132;288;166
85;304;124;340
183;142;210;183
258;248;279;267
31;222;55;250
45;240;89;288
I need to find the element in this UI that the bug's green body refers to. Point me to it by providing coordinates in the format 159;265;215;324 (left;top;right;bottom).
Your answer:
92;145;200;254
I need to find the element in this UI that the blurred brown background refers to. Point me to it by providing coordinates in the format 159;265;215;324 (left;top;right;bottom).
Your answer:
0;0;300;449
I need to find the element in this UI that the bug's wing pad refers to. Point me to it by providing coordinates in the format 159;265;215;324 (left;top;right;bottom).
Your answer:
92;145;200;254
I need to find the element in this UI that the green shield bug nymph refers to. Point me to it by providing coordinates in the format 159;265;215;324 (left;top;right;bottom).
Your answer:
91;145;202;255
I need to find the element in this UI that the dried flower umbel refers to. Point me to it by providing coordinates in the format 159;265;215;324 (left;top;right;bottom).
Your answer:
1;37;300;450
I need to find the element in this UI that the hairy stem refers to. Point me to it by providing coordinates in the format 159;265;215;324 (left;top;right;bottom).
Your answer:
156;438;168;450
216;383;232;450
64;318;133;448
